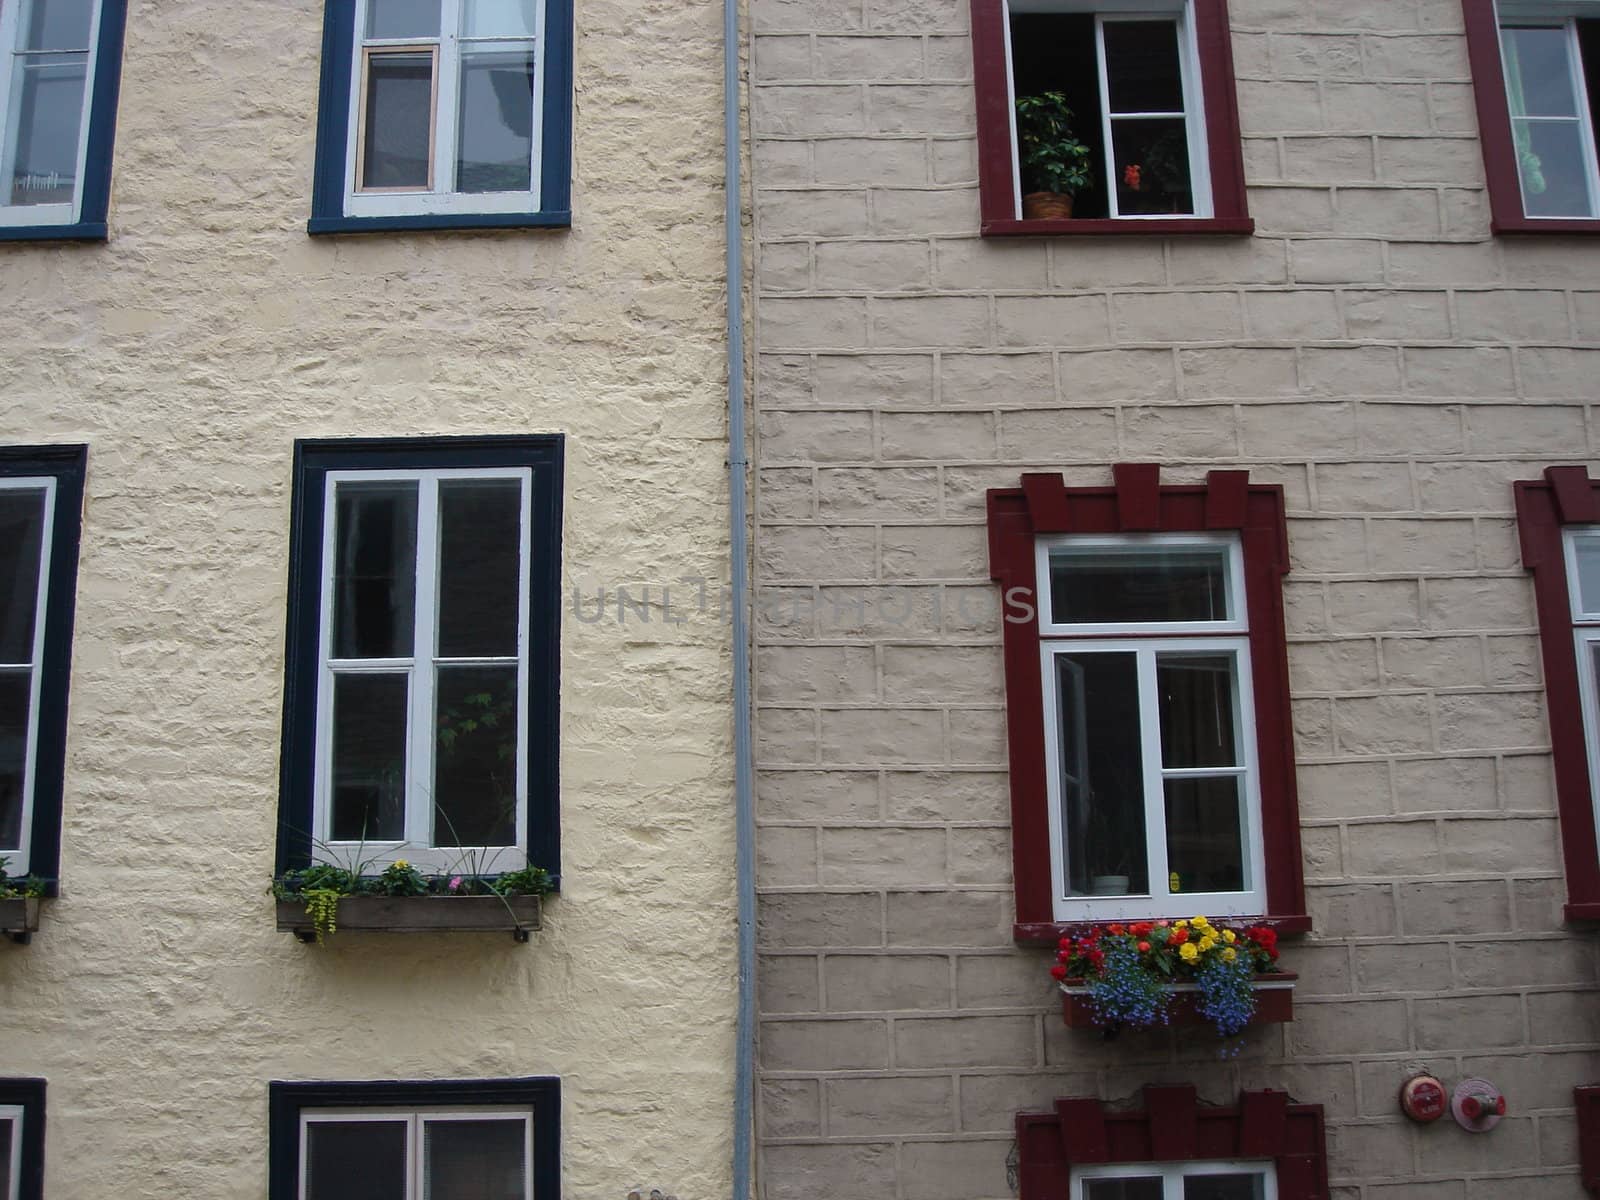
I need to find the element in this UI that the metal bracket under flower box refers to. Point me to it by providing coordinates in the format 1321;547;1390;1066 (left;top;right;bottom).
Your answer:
1060;971;1297;1029
0;897;42;945
275;895;543;943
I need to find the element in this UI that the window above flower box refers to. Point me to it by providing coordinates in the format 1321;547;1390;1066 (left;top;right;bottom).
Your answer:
987;465;1308;942
1463;0;1600;233
969;0;1253;235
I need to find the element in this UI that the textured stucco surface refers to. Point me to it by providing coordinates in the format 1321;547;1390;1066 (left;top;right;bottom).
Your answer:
0;0;738;1197
748;0;1600;1195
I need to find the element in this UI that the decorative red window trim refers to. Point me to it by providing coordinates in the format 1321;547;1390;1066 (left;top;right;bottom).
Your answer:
1578;1085;1600;1194
987;464;1309;944
1016;1086;1329;1200
1462;0;1600;235
969;0;1253;236
1515;466;1600;921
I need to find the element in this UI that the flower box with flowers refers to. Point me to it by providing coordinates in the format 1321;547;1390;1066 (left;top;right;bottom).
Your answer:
1051;918;1293;1038
272;860;551;944
0;859;44;943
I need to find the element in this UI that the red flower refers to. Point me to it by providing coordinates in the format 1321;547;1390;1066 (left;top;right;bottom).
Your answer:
1137;941;1151;953
1059;936;1072;951
1050;964;1069;980
1130;921;1153;937
1123;163;1142;190
1170;927;1189;945
1107;923;1126;936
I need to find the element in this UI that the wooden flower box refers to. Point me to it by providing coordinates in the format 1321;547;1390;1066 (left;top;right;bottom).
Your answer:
0;897;42;944
1060;971;1296;1029
276;894;543;943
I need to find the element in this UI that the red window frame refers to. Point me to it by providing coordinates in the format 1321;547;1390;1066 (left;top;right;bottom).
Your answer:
969;0;1253;236
1515;466;1600;920
1462;0;1600;234
1016;1085;1329;1200
987;464;1309;944
1578;1085;1600;1194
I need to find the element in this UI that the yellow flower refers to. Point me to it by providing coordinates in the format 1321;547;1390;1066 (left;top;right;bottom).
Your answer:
1174;919;1189;929
1222;929;1237;944
1222;947;1237;962
393;859;410;870
1192;915;1211;929
1199;935;1216;952
1179;942;1199;961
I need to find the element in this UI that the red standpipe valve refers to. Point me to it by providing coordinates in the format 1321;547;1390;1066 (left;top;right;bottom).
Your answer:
1452;1079;1507;1132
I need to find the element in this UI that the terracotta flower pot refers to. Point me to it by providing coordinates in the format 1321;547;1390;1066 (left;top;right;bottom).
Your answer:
1022;191;1074;219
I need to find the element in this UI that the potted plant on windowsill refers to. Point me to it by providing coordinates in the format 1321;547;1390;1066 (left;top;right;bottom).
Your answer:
272;859;554;944
1015;91;1094;219
0;858;45;944
1050;917;1295;1041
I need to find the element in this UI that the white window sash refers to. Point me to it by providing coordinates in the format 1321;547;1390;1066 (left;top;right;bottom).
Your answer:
0;1105;22;1200
1495;7;1600;218
0;476;56;874
1034;531;1247;636
298;1108;533;1200
313;467;532;874
1038;633;1267;922
344;0;547;216
0;0;105;226
1071;1160;1277;1200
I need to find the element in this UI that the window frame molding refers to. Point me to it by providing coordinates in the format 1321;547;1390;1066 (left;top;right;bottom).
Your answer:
1071;1159;1278;1200
970;0;1253;236
1016;1086;1327;1200
0;446;85;890
0;0;127;242
1463;0;1600;233
0;1080;45;1200
987;463;1307;943
268;1078;560;1200
1515;465;1600;919
308;0;573;235
275;435;563;883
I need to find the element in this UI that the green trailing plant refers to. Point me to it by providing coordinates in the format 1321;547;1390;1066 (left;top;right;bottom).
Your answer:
302;887;343;943
1014;92;1094;196
0;857;45;900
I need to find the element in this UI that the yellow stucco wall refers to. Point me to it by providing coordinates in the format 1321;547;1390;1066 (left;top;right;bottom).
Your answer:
0;0;737;1196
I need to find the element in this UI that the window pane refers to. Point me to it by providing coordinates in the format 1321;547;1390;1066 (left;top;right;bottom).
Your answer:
1502;26;1580;117
1183;1173;1266;1200
0;490;45;664
5;53;88;206
361;51;435;189
366;0;441;39
1058;653;1148;896
423;1118;527;1200
1084;1177;1164;1200
0;670;30;850
22;0;93;49
1165;776;1245;894
1103;20;1183;113
331;673;409;841
462;0;537;38
437;479;522;657
1049;544;1229;625
1111;116;1193;215
333;482;418;660
1158;654;1238;769
1514;117;1595;217
305;1120;408;1200
1576;536;1600;613
434;666;518;846
0;1117;11;1200
455;50;535;193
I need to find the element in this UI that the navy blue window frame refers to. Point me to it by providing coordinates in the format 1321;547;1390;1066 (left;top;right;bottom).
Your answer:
307;0;574;235
274;435;563;883
0;1078;46;1200
0;0;127;243
1;446;85;894
268;1077;560;1200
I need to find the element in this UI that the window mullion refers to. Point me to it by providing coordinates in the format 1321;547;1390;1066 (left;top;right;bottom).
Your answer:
514;473;532;855
0;0;29;206
410;477;442;849
1094;15;1119;218
435;0;464;193
9;481;55;869
1138;646;1169;904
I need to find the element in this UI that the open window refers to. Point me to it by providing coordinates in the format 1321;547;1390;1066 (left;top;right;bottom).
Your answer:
987;465;1306;941
309;0;573;233
1515;466;1600;919
970;0;1251;234
275;436;562;881
1464;0;1600;231
0;0;127;240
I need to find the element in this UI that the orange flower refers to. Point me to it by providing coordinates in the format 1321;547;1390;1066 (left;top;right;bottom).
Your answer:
1123;163;1142;190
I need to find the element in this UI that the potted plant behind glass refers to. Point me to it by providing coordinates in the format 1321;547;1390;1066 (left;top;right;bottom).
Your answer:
1014;91;1094;219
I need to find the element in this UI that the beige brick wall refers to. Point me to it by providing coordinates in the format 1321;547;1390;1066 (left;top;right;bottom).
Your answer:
0;0;736;1196
749;0;1600;1195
